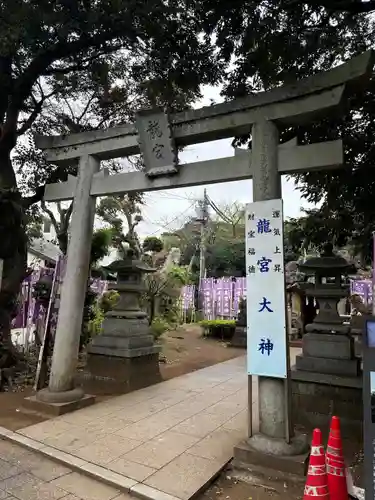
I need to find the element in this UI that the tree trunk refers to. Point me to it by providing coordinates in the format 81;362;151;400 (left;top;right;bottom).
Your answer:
0;148;27;371
149;296;156;325
57;232;68;255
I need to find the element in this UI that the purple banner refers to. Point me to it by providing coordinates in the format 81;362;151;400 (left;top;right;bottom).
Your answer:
200;278;215;319
181;285;195;310
181;277;247;319
233;277;246;316
350;279;372;304
215;278;233;317
12;258;109;339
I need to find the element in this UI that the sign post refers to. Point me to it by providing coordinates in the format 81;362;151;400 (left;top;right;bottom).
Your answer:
245;199;289;439
0;259;3;291
362;318;375;500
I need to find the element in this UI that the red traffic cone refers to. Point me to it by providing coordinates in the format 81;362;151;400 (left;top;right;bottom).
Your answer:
326;416;348;500
303;428;330;500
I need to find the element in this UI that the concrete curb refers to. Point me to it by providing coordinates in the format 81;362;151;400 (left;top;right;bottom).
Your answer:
0;426;227;500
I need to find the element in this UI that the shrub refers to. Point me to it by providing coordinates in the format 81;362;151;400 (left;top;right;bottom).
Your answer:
150;316;170;340
199;319;236;340
87;302;105;337
99;290;119;313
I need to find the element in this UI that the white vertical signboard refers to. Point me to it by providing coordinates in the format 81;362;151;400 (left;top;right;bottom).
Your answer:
246;199;287;379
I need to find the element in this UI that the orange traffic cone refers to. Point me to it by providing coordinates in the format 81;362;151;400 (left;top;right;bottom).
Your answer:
326;416;348;500
303;428;330;500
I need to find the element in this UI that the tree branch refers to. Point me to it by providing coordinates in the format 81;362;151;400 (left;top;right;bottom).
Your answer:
284;0;375;13
42;45;123;76
17;100;44;136
41;200;60;234
0;56;13;123
56;202;63;218
61;202;73;234
7;31;134;136
21;164;69;208
77;93;96;123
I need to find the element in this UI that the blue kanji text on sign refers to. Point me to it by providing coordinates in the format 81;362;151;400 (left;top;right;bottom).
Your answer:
258;338;274;356
258;297;273;313
257;218;272;234
257;256;272;273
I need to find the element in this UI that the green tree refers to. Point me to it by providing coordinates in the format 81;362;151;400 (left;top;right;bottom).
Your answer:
283;0;375;14
97;194;144;259
143;236;164;255
90;228;113;268
0;0;223;358
197;1;374;261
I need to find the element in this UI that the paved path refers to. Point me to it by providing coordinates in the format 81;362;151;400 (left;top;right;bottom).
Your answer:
0;439;131;500
1;357;249;500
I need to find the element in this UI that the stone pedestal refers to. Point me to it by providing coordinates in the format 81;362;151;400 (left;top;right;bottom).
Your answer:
291;370;362;438
86;258;161;394
295;332;360;377
231;297;247;348
291;246;362;434
231;326;247;347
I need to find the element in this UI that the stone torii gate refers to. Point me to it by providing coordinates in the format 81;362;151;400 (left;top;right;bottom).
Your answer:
32;50;374;459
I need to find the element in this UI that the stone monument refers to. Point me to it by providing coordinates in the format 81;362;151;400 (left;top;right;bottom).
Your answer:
231;297;247;348
86;252;161;393
291;243;362;435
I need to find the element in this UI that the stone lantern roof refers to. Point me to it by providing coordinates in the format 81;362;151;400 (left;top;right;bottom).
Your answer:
105;258;156;274
298;243;357;276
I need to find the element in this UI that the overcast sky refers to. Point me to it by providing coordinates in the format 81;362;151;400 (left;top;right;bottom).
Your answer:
137;84;314;238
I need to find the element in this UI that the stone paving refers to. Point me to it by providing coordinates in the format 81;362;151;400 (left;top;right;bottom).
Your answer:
0;438;131;500
1;357;250;500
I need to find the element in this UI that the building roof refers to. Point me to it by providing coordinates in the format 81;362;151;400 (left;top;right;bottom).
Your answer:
28;238;61;264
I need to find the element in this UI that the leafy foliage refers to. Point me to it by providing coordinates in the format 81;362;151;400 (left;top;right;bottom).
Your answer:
143;236;164;254
87;290;119;337
90;228;113;267
97;195;144;259
0;0;224;361
150;316;171;340
196;0;375;261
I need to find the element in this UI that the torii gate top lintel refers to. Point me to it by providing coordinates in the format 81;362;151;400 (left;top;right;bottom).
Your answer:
35;50;374;167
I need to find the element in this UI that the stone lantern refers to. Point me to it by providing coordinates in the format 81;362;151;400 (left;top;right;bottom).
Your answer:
291;244;362;434
86;254;161;393
295;243;358;376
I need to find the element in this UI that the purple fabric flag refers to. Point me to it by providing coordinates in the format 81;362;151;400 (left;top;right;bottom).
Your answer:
11;280;30;328
47;256;66;337
90;278;108;298
200;278;215;319
350;279;372;304
25;269;42;338
181;285;195;310
215;278;233;317
233;277;246;316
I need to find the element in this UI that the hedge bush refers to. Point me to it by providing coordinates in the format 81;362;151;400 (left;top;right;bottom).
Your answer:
199;319;236;340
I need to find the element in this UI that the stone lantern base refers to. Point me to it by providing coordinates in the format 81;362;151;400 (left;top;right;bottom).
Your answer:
85;317;162;394
85;349;161;395
291;328;362;436
295;331;360;377
290;369;362;439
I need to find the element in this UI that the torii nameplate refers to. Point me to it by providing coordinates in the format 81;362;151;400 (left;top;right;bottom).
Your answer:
135;108;178;178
